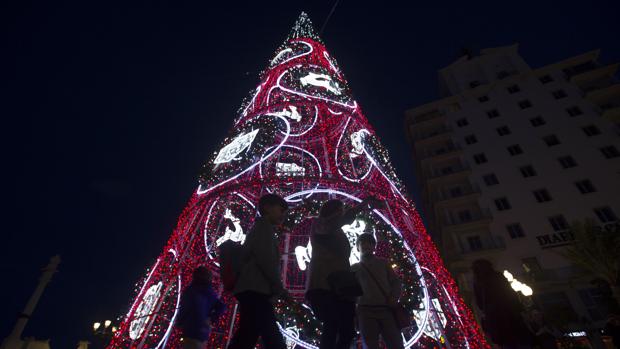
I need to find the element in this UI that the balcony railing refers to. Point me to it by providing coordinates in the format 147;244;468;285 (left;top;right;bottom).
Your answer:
414;126;453;142
459;235;506;254
444;208;492;226
422;144;462;160
436;183;480;201
428;164;471;180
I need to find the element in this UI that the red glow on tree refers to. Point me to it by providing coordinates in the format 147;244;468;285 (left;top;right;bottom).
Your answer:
107;12;489;349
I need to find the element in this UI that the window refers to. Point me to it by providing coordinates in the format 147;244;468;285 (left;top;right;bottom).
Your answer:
530;116;546;127
465;134;478;145
567;106;583;117
483;173;499;186
575;180;596;194
594;207;617;223
582;125;601;137
600;146;620;159
458;210;472;222
456;118;469;127
473;153;488;164
519;165;537;178
496;126;511;136
497;70;511;79
558;155;577;168
467;236;483;251
487;109;500;118
533;189;552;202
469;81;481;88
506;223;525;239
543;134;560;147
507;84;521;94
495;197;512;211
539;75;553;84
518;100;533;109
548;215;569;231
507;144;523;156
552;89;567;99
478;95;489;103
449;187;463;197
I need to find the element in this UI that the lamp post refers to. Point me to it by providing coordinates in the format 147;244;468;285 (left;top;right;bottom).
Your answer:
91;320;116;349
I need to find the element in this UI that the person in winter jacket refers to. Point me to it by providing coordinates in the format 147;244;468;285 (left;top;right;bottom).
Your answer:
306;196;383;349
352;233;403;349
176;266;225;349
227;194;289;349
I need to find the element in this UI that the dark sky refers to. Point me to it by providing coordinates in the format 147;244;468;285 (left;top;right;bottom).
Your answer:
2;1;619;348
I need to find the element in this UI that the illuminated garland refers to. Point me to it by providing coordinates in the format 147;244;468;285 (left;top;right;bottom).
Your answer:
107;12;488;349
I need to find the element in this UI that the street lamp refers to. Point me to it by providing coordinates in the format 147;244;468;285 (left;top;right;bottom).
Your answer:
93;322;101;331
503;270;534;296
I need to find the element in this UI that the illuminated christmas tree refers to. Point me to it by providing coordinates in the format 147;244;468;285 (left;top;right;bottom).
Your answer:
107;13;488;349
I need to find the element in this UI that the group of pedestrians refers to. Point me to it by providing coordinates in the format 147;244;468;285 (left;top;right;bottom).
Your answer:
175;193;405;349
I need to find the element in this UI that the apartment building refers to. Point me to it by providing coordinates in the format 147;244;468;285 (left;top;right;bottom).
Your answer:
404;44;620;330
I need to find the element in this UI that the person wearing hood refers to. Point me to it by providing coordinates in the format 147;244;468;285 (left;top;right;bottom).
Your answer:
176;266;225;349
306;196;383;349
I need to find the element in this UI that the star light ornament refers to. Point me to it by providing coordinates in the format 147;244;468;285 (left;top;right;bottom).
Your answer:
213;129;259;166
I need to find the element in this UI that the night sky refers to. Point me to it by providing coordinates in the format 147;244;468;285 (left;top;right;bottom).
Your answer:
2;1;619;348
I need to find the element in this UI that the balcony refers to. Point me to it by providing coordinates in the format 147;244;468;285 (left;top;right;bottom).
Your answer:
459;235;506;255
523;266;588;284
411;109;445;125
414;126;453;144
602;105;620;122
443;208;493;227
421;143;462;161
436;183;480;203
428;163;470;180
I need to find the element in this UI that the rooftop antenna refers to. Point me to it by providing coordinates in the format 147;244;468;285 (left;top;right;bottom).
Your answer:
320;0;342;35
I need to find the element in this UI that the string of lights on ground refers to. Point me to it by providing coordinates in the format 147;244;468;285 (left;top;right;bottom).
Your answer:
106;12;489;349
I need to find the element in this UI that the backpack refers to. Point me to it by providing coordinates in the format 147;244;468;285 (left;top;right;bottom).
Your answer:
218;240;245;292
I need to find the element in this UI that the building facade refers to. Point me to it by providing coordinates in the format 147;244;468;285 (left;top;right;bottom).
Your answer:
404;44;620;331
